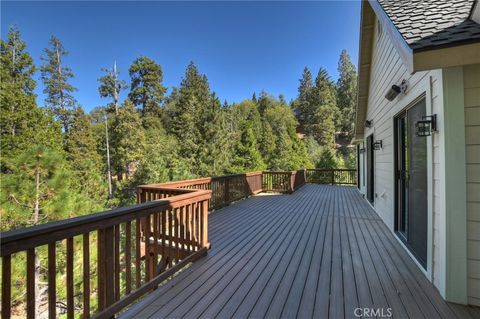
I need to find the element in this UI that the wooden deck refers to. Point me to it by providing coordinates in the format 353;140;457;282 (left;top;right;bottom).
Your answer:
122;184;480;319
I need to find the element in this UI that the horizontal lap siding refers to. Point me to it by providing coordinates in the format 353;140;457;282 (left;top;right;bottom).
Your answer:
364;19;445;292
464;64;480;306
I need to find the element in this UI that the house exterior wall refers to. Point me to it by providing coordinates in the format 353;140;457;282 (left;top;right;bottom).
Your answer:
359;18;446;294
464;63;480;306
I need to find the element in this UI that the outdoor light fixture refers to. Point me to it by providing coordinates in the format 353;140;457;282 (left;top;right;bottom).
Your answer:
415;114;437;137
365;120;373;128
373;140;383;150
359;147;365;154
385;79;408;101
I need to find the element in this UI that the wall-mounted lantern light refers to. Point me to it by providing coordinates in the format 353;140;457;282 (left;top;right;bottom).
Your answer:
385;79;408;101
359;147;365;154
373;140;383;150
365;120;373;128
415;114;437;137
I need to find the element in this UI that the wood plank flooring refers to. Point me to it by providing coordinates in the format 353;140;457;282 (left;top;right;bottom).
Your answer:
122;185;479;319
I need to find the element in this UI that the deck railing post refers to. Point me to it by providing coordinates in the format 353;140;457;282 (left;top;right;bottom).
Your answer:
331;169;335;185
201;200;209;248
291;172;294;192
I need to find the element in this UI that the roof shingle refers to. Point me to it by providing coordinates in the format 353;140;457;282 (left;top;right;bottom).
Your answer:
377;0;480;51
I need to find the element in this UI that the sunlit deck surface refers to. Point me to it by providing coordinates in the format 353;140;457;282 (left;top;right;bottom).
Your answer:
123;185;480;319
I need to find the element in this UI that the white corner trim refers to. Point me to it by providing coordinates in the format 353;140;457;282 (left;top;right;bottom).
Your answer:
441;67;468;304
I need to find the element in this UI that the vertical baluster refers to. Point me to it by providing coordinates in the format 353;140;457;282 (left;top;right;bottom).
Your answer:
192;203;197;250
180;206;185;253
135;219;141;288
186;204;192;251
161;210;166;265
48;243;56;318
114;225;120;301
175;208;180;261
153;213;159;275
104;226;115;308
2;255;11;319
144;215;152;281
67;238;74;319
97;229;105;310
125;221;132;294
83;233;90;319
168;209;174;264
26;249;35;319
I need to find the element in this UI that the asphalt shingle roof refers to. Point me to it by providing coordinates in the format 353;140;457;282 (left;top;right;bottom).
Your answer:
377;0;480;51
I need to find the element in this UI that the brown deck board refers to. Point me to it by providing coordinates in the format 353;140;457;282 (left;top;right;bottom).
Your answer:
122;185;478;319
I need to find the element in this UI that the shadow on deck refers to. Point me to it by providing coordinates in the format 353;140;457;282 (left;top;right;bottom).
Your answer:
122;184;479;319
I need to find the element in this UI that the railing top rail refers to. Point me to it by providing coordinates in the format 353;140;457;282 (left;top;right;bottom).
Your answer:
307;168;356;171
140;171;264;189
0;189;212;256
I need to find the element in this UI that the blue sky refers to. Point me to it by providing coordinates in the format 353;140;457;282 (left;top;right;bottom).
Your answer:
1;1;361;111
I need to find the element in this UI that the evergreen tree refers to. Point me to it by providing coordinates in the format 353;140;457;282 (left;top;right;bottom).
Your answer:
259;120;276;168
197;93;231;175
229;100;264;172
293;67;314;128
337;49;358;138
1;28;63;172
40;36;77;133
65;107;106;204
168;62;211;173
98;62;127;115
110;99;145;180
309;68;338;148
128;56;166;117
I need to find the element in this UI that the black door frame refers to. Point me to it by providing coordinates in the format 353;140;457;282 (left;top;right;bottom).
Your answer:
393;95;428;269
366;134;375;204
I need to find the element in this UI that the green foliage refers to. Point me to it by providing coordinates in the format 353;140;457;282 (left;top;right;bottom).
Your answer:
316;147;344;169
40;36;77;132
293;66;339;149
1;145;73;231
98;62;127;115
110;99;145;179
303;135;322;168
65;108;106;208
128;56;166;117
336;49;358;138
0;28;63;172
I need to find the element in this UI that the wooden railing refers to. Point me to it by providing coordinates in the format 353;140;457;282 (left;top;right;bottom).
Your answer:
0;167;356;318
262;169;306;193
305;169;357;185
0;188;211;319
139;171;263;211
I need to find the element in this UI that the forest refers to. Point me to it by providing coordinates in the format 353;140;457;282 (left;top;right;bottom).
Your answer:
0;27;357;314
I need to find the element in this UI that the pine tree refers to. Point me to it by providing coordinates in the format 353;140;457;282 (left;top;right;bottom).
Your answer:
259;120;276;168
1;145;74;315
65;107;106;204
110;99;145;180
336;49;358;138
1;28;63;172
40;36;77;133
128;56;166;117
293;67;314;128
309;68;338;148
98;62;127;115
168;62;211;173
198;93;231;175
